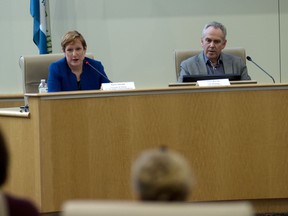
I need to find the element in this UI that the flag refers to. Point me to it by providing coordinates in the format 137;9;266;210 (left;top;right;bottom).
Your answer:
30;0;52;54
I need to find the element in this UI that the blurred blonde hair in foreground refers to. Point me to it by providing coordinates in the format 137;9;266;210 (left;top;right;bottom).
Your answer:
131;147;194;201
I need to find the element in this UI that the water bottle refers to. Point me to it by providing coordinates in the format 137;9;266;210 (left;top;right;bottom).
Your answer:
38;79;48;93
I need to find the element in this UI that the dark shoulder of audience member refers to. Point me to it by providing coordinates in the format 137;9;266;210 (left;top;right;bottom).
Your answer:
0;130;40;216
0;130;9;187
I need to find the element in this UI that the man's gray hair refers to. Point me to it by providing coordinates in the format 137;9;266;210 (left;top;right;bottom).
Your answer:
202;21;227;40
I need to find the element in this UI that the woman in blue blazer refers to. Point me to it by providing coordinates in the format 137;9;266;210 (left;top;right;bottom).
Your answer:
48;31;110;92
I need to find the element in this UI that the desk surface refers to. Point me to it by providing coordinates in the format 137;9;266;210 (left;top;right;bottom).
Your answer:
0;94;24;109
25;83;288;99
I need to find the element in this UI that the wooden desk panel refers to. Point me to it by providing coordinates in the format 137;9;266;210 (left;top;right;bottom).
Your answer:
2;85;288;213
0;94;24;108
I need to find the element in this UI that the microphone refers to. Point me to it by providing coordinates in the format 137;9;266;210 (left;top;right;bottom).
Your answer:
246;56;275;83
85;60;112;83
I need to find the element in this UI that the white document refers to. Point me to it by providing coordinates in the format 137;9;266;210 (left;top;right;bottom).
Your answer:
101;82;136;91
197;79;230;86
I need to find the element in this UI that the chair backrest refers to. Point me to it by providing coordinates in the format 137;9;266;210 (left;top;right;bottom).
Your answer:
174;47;246;79
61;201;254;216
19;53;94;94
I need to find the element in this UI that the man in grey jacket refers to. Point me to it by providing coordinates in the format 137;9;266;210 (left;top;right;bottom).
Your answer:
178;21;251;82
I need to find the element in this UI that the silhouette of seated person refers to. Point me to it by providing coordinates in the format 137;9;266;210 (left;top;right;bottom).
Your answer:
0;130;40;216
131;147;194;201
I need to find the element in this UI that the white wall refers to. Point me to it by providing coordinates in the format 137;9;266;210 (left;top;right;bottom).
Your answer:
0;0;286;93
280;0;288;82
0;1;37;93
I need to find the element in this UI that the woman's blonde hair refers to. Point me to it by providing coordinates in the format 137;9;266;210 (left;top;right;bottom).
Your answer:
131;147;194;201
61;30;87;52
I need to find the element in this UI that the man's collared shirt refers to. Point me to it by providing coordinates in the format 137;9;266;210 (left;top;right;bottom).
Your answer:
203;53;225;75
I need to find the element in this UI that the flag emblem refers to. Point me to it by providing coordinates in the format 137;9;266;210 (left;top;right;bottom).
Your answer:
30;0;52;54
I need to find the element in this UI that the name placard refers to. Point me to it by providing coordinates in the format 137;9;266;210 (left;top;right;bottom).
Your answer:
197;79;230;87
101;82;136;91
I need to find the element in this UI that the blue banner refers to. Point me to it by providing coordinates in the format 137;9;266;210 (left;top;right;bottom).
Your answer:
30;0;52;54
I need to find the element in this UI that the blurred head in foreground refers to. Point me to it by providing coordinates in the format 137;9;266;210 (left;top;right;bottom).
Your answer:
0;130;9;187
131;147;194;201
0;130;40;215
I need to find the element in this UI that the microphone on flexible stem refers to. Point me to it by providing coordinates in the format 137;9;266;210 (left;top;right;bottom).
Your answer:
246;56;275;83
85;60;112;83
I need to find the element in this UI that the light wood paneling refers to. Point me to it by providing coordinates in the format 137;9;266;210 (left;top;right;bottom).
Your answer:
1;85;288;213
0;94;24;108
